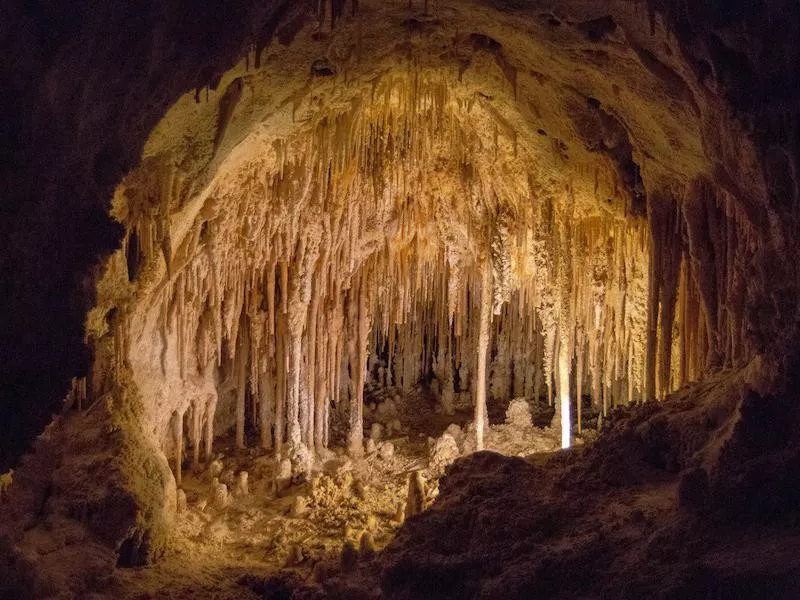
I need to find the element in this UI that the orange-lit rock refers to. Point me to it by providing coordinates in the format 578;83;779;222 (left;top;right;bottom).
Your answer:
0;0;798;597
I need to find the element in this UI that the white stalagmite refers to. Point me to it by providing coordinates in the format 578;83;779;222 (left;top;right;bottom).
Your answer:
475;263;492;452
557;336;571;449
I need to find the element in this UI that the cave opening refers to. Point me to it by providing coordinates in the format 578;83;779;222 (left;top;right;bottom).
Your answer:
2;1;799;598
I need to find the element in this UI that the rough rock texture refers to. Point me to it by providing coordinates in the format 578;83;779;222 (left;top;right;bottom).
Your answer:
0;0;303;470
0;0;799;596
320;360;800;599
428;433;460;477
77;0;797;511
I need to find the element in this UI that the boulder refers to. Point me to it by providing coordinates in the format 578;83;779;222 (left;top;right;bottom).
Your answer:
429;432;460;475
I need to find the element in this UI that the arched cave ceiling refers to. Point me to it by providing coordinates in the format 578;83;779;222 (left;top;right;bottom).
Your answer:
98;0;718;448
1;0;798;469
0;1;798;593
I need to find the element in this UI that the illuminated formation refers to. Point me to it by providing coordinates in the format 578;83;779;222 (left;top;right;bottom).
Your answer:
90;58;752;489
86;5;758;543
1;1;793;596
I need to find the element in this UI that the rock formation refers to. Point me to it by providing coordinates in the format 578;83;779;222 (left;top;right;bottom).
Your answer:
0;0;798;597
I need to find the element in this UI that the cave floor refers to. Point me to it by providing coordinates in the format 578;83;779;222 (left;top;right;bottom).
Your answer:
108;431;417;599
106;388;562;599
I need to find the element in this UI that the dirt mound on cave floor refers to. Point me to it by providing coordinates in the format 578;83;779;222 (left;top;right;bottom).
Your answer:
251;358;800;600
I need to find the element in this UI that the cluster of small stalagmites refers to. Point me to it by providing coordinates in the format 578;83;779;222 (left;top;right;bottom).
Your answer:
105;68;749;487
275;464;410;569
179;457;253;513
365;391;405;435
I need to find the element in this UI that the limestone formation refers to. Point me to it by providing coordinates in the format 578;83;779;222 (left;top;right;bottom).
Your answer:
445;424;464;450
505;399;533;429
1;0;797;594
219;468;236;489
211;479;230;510
233;471;249;498
378;442;395;461
289;443;312;483
176;489;187;513
429;433;461;476
352;479;367;501
440;388;456;417
275;458;292;492
208;459;224;481
359;531;377;557
405;471;426;520
290;496;309;519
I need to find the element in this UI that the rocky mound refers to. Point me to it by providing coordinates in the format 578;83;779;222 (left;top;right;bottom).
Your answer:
304;361;800;599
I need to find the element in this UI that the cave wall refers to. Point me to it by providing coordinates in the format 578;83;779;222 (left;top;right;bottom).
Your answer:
83;0;796;468
2;0;794;467
0;0;306;470
0;0;798;583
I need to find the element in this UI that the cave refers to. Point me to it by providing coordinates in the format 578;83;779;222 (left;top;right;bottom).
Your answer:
1;1;800;598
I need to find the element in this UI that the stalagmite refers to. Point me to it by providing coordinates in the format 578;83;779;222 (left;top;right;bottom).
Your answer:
405;471;426;520
191;399;202;470
348;271;371;458
575;329;584;434
475;263;492;452
557;336;571;449
235;325;249;449
205;395;217;461
286;332;303;447
172;409;184;486
258;370;274;450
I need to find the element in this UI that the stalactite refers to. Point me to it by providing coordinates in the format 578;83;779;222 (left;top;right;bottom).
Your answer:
109;69;741;471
